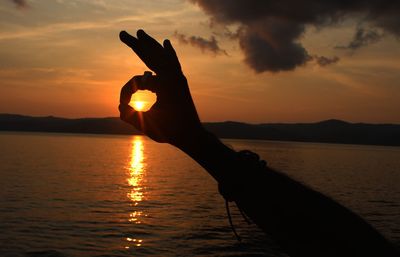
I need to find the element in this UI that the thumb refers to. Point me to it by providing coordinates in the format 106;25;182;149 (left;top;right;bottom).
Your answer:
118;104;146;132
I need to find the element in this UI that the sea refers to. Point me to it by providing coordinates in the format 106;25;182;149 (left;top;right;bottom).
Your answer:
0;132;399;257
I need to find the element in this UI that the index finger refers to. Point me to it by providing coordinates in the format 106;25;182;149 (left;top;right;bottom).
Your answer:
120;75;159;105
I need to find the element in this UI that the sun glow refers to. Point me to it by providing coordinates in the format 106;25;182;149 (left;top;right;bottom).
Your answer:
127;137;145;203
130;90;157;112
132;101;146;111
125;137;146;249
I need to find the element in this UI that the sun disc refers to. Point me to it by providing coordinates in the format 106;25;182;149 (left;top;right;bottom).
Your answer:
130;90;156;112
133;101;145;111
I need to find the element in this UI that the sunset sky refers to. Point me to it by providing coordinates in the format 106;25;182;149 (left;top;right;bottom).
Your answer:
1;0;399;123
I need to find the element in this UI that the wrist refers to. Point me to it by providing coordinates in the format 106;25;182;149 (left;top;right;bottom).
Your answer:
176;129;238;182
173;126;211;155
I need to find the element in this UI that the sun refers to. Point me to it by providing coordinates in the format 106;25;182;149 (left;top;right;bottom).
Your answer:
129;90;156;112
133;101;145;111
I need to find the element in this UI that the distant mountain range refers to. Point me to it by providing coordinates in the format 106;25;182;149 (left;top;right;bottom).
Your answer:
1;114;400;146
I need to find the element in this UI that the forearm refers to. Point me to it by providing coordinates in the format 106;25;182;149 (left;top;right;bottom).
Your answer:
178;130;399;257
234;169;398;257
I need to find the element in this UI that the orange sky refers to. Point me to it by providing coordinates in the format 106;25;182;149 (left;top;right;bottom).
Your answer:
0;0;399;123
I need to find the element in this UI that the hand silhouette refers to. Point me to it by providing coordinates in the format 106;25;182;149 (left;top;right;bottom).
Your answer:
119;29;204;148
118;31;400;257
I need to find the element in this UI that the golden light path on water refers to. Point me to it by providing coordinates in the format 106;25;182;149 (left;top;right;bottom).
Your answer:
125;136;146;249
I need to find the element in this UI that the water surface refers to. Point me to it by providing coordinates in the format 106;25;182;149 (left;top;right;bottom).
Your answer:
0;132;399;256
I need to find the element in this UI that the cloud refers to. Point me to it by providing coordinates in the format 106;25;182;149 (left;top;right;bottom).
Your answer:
10;0;27;9
312;55;340;67
189;0;400;73
336;28;383;50
174;31;227;55
238;18;309;72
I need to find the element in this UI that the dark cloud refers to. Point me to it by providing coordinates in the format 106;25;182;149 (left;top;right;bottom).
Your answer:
312;55;340;67
174;31;227;56
190;0;400;72
239;19;309;72
10;0;27;9
336;28;383;50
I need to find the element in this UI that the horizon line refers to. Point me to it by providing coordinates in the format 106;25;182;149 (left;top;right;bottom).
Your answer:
1;113;399;126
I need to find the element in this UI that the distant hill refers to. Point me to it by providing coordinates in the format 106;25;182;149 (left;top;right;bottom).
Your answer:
0;114;140;135
204;119;400;146
1;114;400;146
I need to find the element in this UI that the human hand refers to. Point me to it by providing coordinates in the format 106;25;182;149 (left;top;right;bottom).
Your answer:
119;29;205;148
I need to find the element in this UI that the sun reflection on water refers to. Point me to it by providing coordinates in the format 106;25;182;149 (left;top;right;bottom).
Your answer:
126;136;146;249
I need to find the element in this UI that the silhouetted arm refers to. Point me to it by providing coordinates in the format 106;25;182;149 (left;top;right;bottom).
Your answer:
179;131;399;257
118;29;399;257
